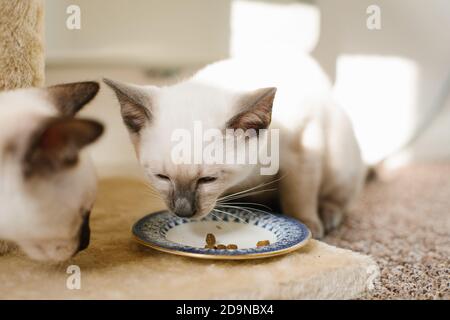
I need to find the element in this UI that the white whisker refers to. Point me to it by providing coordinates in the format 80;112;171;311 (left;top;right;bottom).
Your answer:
218;204;276;217
216;204;254;215
218;201;273;211
217;175;285;202
141;188;163;200
208;211;225;222
212;208;248;224
217;188;277;202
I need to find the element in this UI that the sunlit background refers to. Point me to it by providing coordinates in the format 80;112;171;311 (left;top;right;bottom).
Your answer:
45;0;450;176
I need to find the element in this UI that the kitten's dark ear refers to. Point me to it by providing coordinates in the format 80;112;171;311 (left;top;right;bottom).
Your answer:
46;81;100;116
226;87;277;131
103;78;153;133
24;118;104;178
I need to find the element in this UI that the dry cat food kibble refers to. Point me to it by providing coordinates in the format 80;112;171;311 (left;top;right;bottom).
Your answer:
204;234;271;250
205;233;216;245
204;233;239;250
256;240;270;247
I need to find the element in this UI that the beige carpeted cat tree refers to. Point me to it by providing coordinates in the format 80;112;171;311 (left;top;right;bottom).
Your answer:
0;0;379;299
0;0;44;90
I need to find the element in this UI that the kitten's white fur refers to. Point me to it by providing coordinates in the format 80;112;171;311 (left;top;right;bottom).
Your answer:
0;85;101;261
106;54;366;237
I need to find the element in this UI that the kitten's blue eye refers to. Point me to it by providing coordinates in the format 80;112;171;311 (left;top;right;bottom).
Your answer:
156;174;170;181
198;176;217;184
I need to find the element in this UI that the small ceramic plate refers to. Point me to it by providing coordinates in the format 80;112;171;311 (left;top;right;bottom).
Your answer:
132;208;311;260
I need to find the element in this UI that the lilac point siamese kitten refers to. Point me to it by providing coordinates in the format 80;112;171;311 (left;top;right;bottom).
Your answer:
0;82;103;261
105;55;366;238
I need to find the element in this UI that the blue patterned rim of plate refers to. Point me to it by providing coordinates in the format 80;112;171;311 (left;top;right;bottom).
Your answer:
132;208;311;259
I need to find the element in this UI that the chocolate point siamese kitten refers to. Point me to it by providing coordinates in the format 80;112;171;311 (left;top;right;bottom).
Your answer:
0;82;103;261
105;55;366;238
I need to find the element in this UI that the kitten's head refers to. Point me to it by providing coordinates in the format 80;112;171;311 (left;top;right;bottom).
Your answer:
0;82;103;261
104;78;276;218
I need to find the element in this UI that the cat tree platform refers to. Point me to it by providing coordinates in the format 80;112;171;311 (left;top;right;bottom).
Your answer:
0;178;378;299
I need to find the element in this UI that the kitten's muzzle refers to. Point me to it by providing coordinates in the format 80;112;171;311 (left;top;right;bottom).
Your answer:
77;211;91;252
172;197;196;218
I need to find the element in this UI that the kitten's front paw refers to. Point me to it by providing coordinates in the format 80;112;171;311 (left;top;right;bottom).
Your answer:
302;218;324;239
319;202;344;233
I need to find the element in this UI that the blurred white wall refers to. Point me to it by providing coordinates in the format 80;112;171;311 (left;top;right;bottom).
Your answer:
45;0;230;67
313;0;450;164
230;0;320;56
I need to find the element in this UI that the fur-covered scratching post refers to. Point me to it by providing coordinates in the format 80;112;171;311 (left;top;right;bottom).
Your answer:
0;0;45;90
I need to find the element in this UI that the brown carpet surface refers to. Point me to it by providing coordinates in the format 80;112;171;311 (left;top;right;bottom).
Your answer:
325;164;450;299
